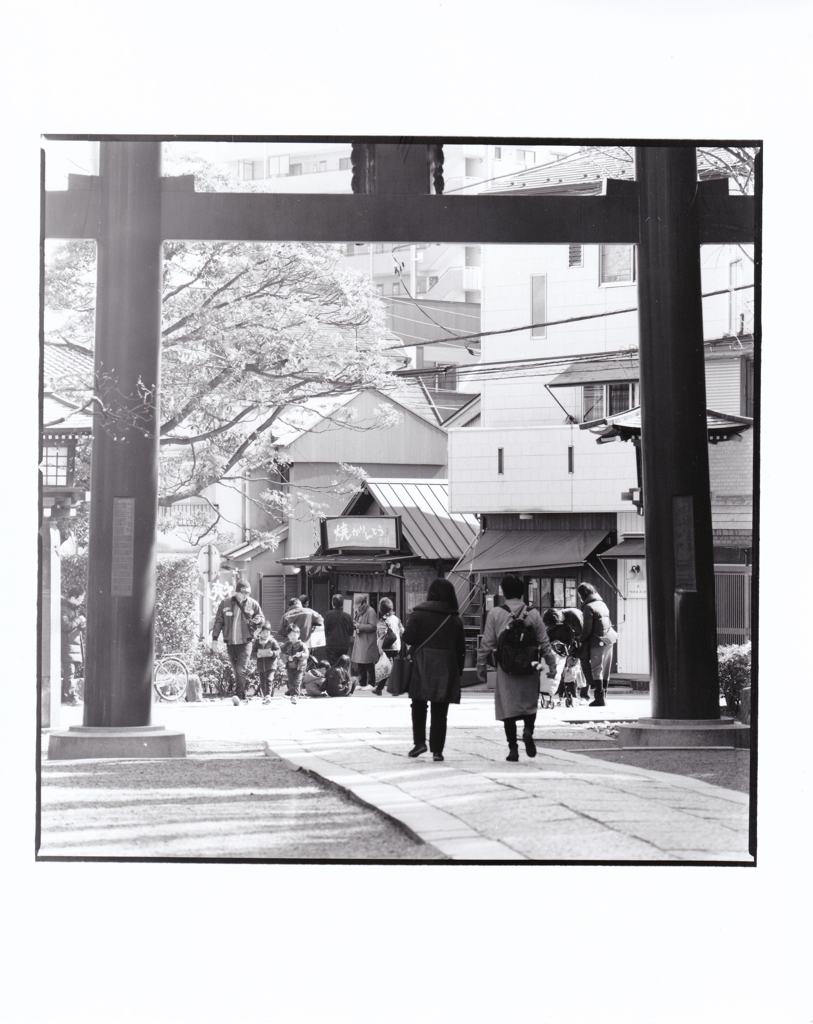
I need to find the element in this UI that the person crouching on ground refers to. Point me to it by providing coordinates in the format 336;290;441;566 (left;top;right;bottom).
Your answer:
280;624;309;702
324;655;356;697
576;583;618;707
253;623;281;704
401;577;466;763
477;574;558;762
303;660;332;698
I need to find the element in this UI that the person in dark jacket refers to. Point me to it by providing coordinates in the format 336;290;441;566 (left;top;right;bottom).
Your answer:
401;578;466;762
212;579;265;702
577;583;618;707
323;594;355;665
478;575;557;760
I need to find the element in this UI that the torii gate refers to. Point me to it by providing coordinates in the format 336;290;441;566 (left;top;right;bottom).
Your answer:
45;140;756;758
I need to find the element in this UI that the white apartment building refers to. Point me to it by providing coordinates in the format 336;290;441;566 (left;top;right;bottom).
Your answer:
447;153;755;676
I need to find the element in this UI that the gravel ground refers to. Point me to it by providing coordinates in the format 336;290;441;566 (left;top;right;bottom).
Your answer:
38;740;447;860
575;748;752;793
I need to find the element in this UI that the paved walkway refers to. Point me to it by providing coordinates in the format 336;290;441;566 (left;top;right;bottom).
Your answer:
47;692;753;863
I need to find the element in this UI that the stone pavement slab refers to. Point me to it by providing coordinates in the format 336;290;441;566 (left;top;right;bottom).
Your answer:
49;694;753;863
262;719;753;863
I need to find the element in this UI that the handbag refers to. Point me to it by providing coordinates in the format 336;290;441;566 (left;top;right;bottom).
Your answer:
386;614;452;696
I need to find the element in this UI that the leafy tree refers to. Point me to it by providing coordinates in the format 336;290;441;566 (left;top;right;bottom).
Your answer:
44;151;400;542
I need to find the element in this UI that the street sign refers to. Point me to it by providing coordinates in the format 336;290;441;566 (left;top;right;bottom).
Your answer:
197;543;221;582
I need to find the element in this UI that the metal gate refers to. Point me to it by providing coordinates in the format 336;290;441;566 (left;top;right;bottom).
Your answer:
714;571;752;646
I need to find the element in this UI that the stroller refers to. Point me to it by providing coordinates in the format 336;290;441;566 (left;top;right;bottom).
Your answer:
538;642;567;709
545;640;584;709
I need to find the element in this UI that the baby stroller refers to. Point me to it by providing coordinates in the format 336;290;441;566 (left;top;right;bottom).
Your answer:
546;640;585;708
538;642;567;709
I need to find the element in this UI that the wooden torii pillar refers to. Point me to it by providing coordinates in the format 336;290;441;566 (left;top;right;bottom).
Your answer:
44;140;755;758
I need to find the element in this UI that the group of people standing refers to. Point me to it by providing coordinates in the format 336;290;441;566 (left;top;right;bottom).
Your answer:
210;574;617;763
211;583;406;703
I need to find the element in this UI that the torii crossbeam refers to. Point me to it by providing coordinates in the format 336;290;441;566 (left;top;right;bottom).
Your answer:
43;140;756;758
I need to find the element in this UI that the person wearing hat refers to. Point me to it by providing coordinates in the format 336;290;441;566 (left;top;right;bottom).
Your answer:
212;579;265;703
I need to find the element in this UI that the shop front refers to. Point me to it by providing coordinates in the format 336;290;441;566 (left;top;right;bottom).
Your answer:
450;516;619;670
279;479;480;629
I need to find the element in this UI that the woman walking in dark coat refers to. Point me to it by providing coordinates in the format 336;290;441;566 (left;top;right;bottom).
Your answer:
401;578;466;763
577;583;618;707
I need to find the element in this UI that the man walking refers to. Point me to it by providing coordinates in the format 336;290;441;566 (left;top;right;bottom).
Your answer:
278;597;324;649
212;579;265;703
323;594;354;665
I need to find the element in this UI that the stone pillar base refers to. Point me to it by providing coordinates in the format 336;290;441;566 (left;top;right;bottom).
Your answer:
617;718;750;749
48;725;186;760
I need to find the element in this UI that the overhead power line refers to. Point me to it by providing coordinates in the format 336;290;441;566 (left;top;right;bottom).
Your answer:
383;284;754;352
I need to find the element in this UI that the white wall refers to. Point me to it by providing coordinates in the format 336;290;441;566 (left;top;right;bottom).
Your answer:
448;424;637;514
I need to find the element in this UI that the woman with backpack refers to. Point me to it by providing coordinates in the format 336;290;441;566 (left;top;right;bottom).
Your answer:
401;578;466;762
477;574;558;762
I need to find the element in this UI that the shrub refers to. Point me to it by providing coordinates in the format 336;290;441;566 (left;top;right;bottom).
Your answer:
717;642;751;718
58;553;199;659
190;641;260;697
154;557;199;657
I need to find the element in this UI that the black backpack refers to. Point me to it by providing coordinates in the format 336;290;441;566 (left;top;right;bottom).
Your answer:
496;605;539;676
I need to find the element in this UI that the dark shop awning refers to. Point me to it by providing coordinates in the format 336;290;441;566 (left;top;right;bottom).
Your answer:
547;355;639;388
599;537;646;559
458;529;611;574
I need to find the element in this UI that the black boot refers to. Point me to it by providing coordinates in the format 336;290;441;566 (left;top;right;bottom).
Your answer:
522;728;537;757
589;686;606;707
506;744;519;762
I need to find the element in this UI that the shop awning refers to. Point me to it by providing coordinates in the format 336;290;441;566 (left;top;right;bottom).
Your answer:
547;355;639;388
457;529;612;574
599;537;646;559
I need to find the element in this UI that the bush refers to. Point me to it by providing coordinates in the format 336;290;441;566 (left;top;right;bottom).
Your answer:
154;557;199;656
190;641;260;697
58;553;200;659
718;642;751;718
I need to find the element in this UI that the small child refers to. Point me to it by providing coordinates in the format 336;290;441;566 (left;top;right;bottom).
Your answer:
280;625;309;701
324;654;356;698
562;608;588;703
303;660;330;698
253;624;281;703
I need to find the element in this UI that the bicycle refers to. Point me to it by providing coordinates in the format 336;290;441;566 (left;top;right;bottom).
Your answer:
153;653;190;702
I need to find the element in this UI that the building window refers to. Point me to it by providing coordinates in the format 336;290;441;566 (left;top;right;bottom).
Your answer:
599;244;635;284
319;161;327;172
729;258;743;335
289;163;302;176
527;576;577;609
42;444;73;486
375;283;384;295
494;147;502;160
568;244;583;268
742;357;754;417
531;275;547;338
392;281;402;295
239;160;254;181
582;382;638;422
517;149;536;165
339;157;351;170
497;448;504;475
